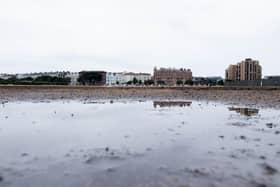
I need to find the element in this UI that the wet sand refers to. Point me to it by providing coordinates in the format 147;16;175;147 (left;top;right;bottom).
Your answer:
0;85;280;107
0;101;279;187
0;86;280;187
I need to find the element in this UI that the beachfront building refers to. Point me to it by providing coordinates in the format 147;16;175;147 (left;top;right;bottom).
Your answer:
0;74;14;80
121;72;152;84
16;72;69;80
78;71;106;85
106;72;123;85
225;58;262;81
153;67;192;85
225;65;238;81
263;76;280;81
66;72;79;85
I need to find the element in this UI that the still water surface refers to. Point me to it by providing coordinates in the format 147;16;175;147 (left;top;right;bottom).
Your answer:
0;100;279;187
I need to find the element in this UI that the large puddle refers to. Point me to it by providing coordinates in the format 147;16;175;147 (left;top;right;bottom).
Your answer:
0;100;279;187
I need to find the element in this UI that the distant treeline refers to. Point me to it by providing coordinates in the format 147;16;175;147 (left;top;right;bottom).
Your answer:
0;76;71;85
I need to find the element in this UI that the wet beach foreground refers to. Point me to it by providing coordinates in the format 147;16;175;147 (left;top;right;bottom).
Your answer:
0;100;279;187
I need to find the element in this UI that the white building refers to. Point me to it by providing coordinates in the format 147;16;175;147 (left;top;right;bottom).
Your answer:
0;74;14;80
16;72;68;80
16;73;39;79
106;72;123;85
121;72;152;84
66;72;79;85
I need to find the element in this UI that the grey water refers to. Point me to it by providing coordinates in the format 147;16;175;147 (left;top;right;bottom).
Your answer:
0;100;279;187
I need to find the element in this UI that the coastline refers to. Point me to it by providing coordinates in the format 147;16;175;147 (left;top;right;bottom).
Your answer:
0;85;280;107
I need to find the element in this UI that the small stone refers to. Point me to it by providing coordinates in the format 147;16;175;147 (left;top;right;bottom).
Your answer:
251;181;267;187
275;131;280;135
259;156;266;160
106;168;116;173
266;123;273;128
85;156;96;164
21;153;29;157
0;176;3;182
240;135;246;140
124;135;129;139
192;169;208;176
254;138;261;142
219;135;224;139
261;163;278;175
230;154;238;159
256;184;267;187
146;148;152;151
105;147;109;152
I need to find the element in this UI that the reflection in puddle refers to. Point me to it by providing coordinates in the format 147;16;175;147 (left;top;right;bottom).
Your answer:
228;107;259;116
0;101;279;187
153;101;192;108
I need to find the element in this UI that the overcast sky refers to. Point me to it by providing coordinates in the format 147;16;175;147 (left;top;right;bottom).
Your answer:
0;0;279;77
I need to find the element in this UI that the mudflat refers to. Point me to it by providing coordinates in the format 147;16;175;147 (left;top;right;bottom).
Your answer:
0;100;279;187
0;85;280;107
0;86;280;187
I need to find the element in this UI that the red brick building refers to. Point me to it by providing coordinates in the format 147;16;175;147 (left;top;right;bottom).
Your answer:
153;67;192;85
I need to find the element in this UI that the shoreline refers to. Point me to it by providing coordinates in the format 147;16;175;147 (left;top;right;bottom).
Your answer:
0;85;280;108
1;85;280;90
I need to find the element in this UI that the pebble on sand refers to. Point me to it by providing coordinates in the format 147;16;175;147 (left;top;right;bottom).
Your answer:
106;168;116;173
240;135;247;140
261;163;278;175
266;123;274;128
21;153;29;157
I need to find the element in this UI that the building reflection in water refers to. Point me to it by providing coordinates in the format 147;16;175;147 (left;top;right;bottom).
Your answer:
153;101;192;108
228;107;259;116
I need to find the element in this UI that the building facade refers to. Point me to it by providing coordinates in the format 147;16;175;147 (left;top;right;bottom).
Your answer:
16;72;69;80
121;73;151;84
66;72;79;85
225;65;238;81
78;71;106;85
153;67;192;85
106;72;123;85
0;74;14;80
225;58;262;81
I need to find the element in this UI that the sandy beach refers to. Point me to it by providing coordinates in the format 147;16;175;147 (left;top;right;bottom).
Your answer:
0;85;280;107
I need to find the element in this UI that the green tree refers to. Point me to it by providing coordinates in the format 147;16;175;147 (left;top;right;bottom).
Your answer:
132;77;138;85
176;80;183;85
20;77;34;81
185;80;193;86
144;79;154;85
217;80;224;86
157;80;165;85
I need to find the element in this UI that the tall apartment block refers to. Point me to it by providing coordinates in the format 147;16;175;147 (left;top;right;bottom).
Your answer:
225;58;262;81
